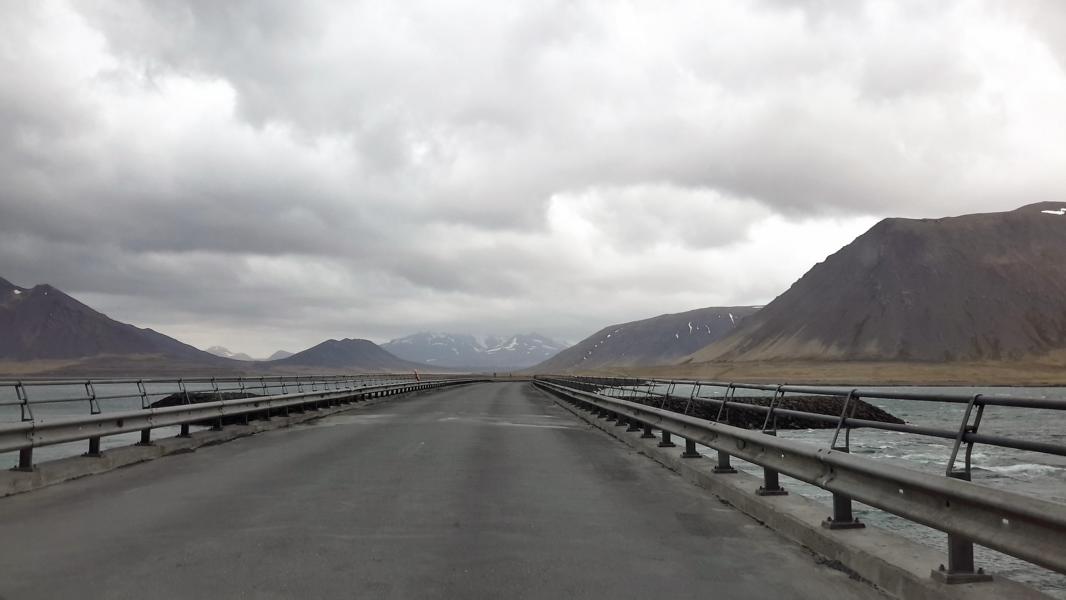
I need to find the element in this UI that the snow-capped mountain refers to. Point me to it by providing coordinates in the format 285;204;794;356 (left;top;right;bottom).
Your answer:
382;332;567;370
205;346;255;361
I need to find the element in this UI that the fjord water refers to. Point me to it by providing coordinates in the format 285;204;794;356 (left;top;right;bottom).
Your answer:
3;382;1066;595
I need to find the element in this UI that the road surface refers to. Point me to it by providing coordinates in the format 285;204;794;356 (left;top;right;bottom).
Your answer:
0;382;881;599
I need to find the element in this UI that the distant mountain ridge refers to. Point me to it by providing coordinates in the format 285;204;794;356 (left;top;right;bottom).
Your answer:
0;277;433;375
0;277;223;364
533;306;759;372
205;346;294;362
382;332;566;369
272;338;430;372
206;346;255;361
691;202;1066;364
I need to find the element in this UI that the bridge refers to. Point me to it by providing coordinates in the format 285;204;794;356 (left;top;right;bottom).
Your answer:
0;375;1063;599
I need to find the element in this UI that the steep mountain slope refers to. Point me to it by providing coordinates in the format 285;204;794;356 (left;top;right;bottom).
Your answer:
533;306;759;372
692;202;1066;363
0;277;223;363
383;332;566;369
272;338;429;372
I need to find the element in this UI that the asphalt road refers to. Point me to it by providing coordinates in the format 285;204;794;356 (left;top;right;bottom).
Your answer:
0;382;882;599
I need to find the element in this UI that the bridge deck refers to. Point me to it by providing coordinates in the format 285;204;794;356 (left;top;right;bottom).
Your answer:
0;382;881;599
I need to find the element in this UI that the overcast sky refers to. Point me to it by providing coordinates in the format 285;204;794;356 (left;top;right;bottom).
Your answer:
2;1;1066;355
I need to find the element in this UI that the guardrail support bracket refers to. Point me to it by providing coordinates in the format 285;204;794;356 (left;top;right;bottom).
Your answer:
822;492;864;529
658;430;677;448
681;438;702;458
14;448;34;472
931;472;993;584
713;450;738;474
84;436;102;458
756;468;787;496
640;424;655;438
137;429;153;446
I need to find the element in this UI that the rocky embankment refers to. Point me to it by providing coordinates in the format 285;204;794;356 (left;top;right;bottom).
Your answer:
620;391;903;429
150;391;260;426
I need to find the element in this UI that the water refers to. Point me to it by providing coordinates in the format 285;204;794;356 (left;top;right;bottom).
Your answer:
645;384;1066;597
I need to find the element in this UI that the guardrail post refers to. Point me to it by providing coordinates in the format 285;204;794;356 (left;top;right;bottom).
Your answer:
179;423;191;437
85;436;102;458
137;380;153;446
681;438;701;458
640;423;655;438
626;419;641;432
713;450;737;474
756;468;787;496
16;448;33;472
823;492;864;529
931;471;993;583
658;430;677;448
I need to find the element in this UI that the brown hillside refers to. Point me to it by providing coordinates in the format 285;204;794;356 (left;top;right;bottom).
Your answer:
691;202;1066;363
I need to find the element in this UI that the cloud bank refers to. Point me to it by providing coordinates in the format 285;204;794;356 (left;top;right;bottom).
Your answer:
1;0;1064;354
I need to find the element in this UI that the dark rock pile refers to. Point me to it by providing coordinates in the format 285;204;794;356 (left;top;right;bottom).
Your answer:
150;391;261;426
626;393;903;430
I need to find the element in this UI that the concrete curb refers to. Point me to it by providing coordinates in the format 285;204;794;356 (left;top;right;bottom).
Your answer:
542;387;1050;600
0;387;441;499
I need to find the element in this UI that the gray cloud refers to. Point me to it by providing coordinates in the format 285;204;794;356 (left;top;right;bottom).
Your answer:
1;0;1065;354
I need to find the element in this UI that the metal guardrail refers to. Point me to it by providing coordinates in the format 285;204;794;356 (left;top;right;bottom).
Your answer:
1;374;481;470
535;375;1066;584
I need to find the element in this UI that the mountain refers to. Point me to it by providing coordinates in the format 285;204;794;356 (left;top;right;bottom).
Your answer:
272;338;429;372
206;346;255;361
532;306;759;372
0;277;225;365
382;332;566;370
691;202;1066;364
267;350;293;361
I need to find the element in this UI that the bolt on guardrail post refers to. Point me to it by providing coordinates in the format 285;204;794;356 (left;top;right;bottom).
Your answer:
713;451;738;474
681;438;701;459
